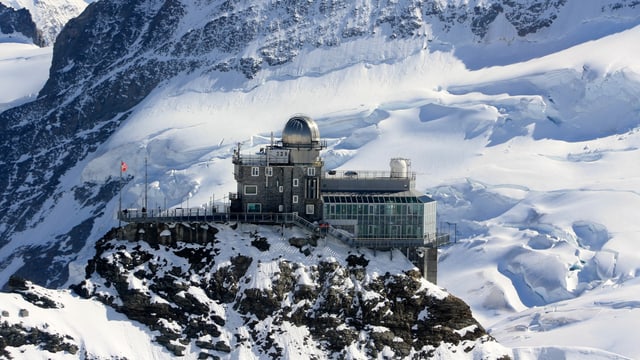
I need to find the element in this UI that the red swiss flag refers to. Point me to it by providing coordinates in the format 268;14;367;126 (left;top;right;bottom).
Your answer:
121;161;128;172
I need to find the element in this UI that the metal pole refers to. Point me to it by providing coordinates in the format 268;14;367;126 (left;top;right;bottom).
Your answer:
119;162;122;229
144;157;148;211
454;223;457;243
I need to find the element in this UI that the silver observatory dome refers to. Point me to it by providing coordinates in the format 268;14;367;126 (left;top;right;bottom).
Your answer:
281;115;320;147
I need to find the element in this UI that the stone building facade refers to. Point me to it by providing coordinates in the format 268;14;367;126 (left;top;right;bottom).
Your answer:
231;115;325;221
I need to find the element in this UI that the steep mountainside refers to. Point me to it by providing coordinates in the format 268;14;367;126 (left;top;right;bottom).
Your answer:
1;0;640;358
0;2;44;45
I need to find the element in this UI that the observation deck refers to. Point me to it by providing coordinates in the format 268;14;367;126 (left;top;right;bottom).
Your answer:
321;169;416;193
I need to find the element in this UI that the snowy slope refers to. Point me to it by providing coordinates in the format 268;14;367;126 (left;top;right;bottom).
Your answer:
0;288;173;359
0;43;51;111
1;0;640;358
82;26;640;360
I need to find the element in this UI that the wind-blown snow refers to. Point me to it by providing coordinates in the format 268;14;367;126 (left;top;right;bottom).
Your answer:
1;7;640;360
0;43;51;111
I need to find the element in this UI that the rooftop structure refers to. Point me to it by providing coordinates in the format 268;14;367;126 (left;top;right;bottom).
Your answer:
320;158;439;249
281;115;322;148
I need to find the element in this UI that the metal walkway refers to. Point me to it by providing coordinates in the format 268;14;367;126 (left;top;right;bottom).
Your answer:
117;209;449;249
118;208;300;224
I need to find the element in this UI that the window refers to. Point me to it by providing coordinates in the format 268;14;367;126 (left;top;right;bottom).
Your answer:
247;203;261;213
266;167;273;177
307;167;315;176
293;178;299;187
306;204;315;215
306;178;318;199
251;167;259;176
293;195;299;204
278;186;284;193
244;185;258;195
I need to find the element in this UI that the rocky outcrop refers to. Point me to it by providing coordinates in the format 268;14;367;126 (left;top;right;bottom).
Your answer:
6;276;63;309
0;321;79;359
0;3;45;46
1;278;77;358
70;223;510;358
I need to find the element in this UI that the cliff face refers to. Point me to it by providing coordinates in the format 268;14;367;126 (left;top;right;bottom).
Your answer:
0;2;45;46
0;0;638;288
1;0;89;46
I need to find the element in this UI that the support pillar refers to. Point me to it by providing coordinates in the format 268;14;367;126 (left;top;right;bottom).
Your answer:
424;248;438;284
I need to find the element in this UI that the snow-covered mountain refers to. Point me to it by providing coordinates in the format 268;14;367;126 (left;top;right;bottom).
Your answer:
1;0;640;358
0;0;89;45
0;223;511;359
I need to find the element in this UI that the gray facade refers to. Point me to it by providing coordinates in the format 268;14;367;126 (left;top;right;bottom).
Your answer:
231;115;325;221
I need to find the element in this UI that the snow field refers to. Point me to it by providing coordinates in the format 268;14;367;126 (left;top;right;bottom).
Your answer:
1;6;640;359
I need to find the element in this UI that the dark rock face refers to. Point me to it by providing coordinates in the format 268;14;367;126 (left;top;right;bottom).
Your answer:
70;223;508;358
0;3;45;46
0;0;184;287
7;276;63;309
0;321;79;358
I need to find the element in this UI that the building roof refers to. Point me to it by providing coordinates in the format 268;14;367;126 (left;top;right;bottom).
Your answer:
281;115;320;147
322;190;434;204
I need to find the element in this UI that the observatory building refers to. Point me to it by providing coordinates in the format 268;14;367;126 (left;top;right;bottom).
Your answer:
119;114;443;282
231;115;439;250
231;115;325;220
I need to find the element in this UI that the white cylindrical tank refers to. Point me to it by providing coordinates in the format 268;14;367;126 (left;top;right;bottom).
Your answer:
390;158;409;178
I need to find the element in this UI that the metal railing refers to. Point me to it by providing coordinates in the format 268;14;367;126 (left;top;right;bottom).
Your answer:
117;209;449;249
348;233;450;249
323;169;416;181
118;209;301;224
291;215;318;233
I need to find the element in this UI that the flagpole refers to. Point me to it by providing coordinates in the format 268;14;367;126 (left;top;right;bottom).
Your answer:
144;157;148;213
119;161;123;230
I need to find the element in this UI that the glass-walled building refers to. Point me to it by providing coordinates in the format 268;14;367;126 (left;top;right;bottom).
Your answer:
322;190;437;247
